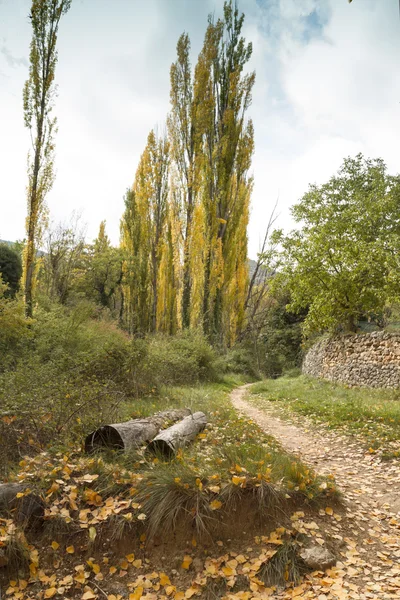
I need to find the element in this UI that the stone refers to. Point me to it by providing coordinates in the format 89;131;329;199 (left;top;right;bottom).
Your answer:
299;545;336;570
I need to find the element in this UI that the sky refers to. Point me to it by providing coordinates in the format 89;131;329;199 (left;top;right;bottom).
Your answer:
1;0;400;259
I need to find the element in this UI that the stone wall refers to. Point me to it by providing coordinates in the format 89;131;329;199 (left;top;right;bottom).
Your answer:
302;331;400;388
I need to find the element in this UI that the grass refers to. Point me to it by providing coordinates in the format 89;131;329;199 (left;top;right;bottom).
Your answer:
250;375;400;456
5;377;338;547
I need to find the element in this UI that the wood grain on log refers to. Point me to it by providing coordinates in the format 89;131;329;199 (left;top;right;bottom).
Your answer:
84;408;191;453
147;412;207;458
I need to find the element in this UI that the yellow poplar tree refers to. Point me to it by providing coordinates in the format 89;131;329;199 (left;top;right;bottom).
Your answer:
120;130;169;333
23;0;71;317
194;1;255;344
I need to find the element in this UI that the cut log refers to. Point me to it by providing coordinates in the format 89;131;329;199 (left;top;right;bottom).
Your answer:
85;408;191;453
147;411;207;458
0;483;45;528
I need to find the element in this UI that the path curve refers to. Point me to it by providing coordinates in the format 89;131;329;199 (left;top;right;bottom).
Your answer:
231;384;400;599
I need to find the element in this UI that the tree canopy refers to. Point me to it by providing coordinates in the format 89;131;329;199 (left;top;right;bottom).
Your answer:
273;154;400;336
0;244;23;298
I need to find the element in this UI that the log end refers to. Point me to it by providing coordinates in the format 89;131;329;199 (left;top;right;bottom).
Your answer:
147;439;175;459
84;425;125;453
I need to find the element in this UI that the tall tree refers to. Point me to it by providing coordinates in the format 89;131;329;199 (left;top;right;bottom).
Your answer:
168;34;201;329
23;0;71;317
120;130;169;333
194;1;255;343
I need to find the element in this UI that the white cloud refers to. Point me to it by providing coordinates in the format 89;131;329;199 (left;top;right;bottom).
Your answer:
0;0;399;260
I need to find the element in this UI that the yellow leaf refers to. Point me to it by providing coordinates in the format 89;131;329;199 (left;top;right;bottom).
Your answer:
109;566;117;575
126;554;135;563
175;594;185;600
181;555;193;570
185;588;197;598
231;475;246;486
325;507;334;516
51;541;59;551
66;545;75;554
210;500;222;511
82;591;97;600
89;526;97;541
165;587;176;597
132;559;142;568
44;588;57;598
137;513;146;521
159;573;171;586
129;587;143;600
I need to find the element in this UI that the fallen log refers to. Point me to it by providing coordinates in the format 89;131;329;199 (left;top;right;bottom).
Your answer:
85;408;191;453
147;411;207;458
0;483;45;528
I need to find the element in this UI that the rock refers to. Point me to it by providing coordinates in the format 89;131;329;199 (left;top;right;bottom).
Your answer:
299;545;336;570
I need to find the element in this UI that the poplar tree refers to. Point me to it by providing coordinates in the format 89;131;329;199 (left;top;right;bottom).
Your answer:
120;130;169;333
23;0;71;317
195;1;255;343
168;34;200;329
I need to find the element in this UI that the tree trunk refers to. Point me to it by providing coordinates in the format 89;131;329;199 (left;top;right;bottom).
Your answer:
147;411;207;458
0;483;44;528
84;408;191;453
182;196;193;329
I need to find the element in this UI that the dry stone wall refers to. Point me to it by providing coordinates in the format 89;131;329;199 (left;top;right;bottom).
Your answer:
302;331;400;388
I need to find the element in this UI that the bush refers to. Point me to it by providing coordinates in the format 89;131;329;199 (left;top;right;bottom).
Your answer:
145;331;217;386
0;243;22;298
217;346;260;378
0;279;31;371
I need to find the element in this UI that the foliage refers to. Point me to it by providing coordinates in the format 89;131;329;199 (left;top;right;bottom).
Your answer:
84;221;123;310
273;154;400;337
40;214;86;304
145;331;217;386
121;131;170;333
251;375;400;457
0;278;31;372
120;1;253;346
0;244;23;298
23;0;71;317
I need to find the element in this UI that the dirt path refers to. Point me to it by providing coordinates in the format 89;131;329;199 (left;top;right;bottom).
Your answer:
231;384;400;600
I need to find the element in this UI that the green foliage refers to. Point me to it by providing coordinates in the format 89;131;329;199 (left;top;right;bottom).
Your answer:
145;331;217;386
84;221;123;309
217;346;260;378
258;290;305;378
0;278;31;371
0;244;22;298
273;154;400;337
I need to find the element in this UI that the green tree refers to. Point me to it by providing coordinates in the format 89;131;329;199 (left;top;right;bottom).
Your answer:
23;0;71;317
0;244;23;298
86;221;123;309
274;154;400;336
41;215;85;304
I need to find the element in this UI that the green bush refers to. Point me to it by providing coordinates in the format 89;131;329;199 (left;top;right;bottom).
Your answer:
0;243;22;298
217;346;260;378
145;331;217;386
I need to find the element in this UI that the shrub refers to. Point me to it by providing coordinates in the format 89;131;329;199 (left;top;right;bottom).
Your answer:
145;331;217;386
0;243;22;298
217;346;260;378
